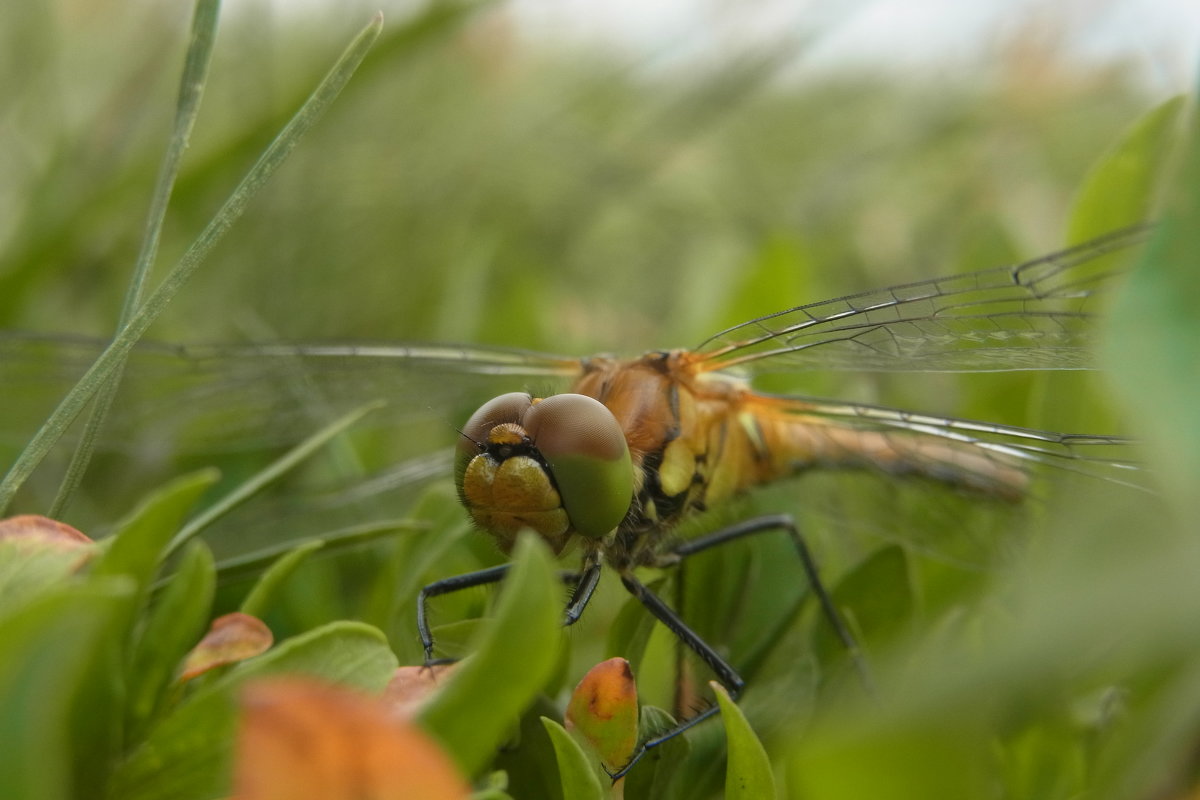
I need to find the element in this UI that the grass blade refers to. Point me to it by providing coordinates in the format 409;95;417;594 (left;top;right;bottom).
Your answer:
50;0;222;516
0;12;384;515
163;400;384;557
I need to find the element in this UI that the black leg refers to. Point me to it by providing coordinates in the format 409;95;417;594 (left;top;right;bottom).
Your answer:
417;564;511;663
417;562;595;663
606;513;870;780
564;558;603;626
607;572;744;780
670;513;867;683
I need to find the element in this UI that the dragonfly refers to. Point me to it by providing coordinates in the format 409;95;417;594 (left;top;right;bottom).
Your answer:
0;225;1148;775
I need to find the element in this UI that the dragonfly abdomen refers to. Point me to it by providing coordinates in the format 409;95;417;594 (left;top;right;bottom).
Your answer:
740;395;1030;500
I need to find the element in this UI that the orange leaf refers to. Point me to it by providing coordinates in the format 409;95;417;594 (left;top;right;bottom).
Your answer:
180;612;273;681
0;514;92;547
0;514;95;569
565;657;639;768
0;515;97;592
233;677;471;800
383;664;457;719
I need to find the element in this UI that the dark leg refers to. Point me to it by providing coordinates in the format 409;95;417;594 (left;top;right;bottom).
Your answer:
564;558;603;626
607;514;869;779
607;572;744;780
417;563;511;663
670;513;864;675
417;562;596;663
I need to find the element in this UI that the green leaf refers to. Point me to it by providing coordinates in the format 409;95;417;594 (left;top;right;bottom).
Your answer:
238;538;324;618
542;718;605;800
417;534;563;777
126;540;216;740
427;618;487;657
1102;102;1200;518
714;683;776;800
471;769;517;800
1068;95;1186;244
109;620;398;800
376;484;474;652
813;545;912;670
0;580;131;800
92;469;219;589
607;583;659;673
786;716;989;800
59;470;218;796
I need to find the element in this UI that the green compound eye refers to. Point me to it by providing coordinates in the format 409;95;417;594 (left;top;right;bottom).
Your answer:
523;394;633;539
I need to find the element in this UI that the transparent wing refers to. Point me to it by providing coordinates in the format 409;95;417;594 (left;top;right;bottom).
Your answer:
694;226;1150;374
0;333;583;455
0;333;583;545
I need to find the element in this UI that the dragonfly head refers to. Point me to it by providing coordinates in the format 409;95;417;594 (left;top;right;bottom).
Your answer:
455;392;633;554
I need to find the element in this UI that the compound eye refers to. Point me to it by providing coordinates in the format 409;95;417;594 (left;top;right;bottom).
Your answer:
523;394;633;539
456;393;534;480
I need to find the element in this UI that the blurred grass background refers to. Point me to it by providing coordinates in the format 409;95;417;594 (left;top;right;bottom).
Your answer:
0;0;1167;515
0;1;1163;351
1;2;1197;798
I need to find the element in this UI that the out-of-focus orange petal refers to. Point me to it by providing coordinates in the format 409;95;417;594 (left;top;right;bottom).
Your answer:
180;612;273;681
565;657;639;768
233;677;471;800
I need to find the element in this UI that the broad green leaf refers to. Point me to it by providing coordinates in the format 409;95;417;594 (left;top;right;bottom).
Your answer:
1068;95;1185;244
491;696;567;800
239;539;324;618
471;770;517;800
127;539;216;739
67;470;218;795
0;580;130;800
542;718;605;800
713;683;776;800
1102;103;1200;518
109;621;398;800
787;716;990;800
92;469;219;589
607;584;659;674
376;484;473;654
417;534;562;777
428;618;487;656
813;545;912;672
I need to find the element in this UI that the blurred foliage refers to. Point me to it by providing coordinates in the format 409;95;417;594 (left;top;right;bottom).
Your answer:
1;1;1197;799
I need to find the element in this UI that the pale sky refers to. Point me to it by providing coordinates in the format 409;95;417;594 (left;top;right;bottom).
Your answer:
505;0;1199;92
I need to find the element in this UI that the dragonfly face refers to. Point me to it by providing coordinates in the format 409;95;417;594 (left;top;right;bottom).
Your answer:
455;392;633;555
